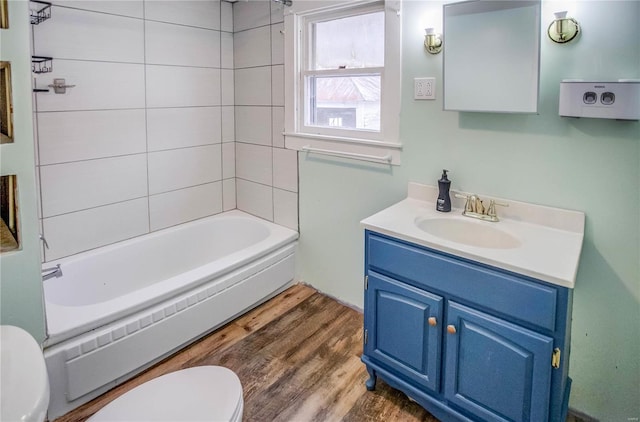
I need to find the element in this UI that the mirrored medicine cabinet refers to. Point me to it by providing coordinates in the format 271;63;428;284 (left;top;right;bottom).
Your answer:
443;0;541;113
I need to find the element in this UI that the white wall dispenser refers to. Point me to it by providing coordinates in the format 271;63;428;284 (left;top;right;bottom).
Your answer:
559;80;640;120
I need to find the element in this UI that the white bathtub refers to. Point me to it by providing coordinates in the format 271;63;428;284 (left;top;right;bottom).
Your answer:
43;210;298;419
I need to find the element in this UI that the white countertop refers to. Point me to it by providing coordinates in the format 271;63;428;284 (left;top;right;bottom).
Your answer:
361;183;585;289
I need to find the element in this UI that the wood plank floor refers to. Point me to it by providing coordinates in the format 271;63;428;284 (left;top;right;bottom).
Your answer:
55;284;438;422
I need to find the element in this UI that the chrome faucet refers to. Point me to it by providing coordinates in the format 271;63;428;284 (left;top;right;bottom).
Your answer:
42;264;62;281
454;193;508;222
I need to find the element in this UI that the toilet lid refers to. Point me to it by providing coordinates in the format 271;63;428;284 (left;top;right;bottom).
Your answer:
89;366;243;421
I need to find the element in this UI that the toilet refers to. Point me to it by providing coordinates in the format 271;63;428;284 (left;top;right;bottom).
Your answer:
88;366;244;422
0;325;243;422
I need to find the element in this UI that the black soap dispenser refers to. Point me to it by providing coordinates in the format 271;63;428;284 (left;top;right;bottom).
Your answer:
436;169;452;212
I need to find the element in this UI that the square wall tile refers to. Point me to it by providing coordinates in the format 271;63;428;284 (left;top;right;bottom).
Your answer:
223;178;236;211
221;32;234;69
222;106;235;142
236;143;272;186
272;106;284;148
221;1;233;32
38;109;146;165
235;67;271;106
235;106;271;145
146;65;221;107
233;0;270;32
33;7;144;63
271;0;285;24
273;147;298;192
147;107;221;151
222;143;236;179
148;145;222;195
35;61;145;112
236;179;273;221
234;26;271;69
150;182;223;231
272;65;284;106
271;23;284;65
40;154;147;218
145;0;221;30
43;198;149;261
221;69;235;106
146;21;220;68
274;189;298;231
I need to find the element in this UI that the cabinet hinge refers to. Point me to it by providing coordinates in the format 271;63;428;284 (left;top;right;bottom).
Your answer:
552;348;561;369
364;329;368;345
364;275;368;290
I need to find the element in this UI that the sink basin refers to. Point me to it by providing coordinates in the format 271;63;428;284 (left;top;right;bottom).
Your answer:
415;217;521;249
0;325;50;422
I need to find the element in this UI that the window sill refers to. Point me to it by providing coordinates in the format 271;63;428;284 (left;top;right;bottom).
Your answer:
284;132;402;165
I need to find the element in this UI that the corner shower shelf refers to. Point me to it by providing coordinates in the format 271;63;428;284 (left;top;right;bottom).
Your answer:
30;1;52;25
31;56;52;74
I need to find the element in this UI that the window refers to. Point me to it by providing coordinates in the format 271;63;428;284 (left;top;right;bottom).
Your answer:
284;1;402;165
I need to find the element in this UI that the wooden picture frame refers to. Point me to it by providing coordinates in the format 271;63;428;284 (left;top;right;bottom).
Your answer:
1;61;13;144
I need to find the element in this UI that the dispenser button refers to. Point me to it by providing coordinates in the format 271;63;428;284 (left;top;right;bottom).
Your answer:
583;91;597;104
601;92;615;105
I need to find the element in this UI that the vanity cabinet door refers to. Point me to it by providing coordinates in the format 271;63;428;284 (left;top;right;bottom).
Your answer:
365;273;443;392
444;302;554;422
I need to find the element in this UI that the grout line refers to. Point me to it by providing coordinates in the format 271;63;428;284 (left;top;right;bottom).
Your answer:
38;152;148;168
142;0;151;233
42;196;150;220
36;106;225;114
52;57;224;70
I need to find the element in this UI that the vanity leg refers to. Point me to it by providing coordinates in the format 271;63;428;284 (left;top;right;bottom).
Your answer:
365;366;377;391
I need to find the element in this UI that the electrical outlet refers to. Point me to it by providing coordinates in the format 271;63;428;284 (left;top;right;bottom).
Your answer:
414;77;436;100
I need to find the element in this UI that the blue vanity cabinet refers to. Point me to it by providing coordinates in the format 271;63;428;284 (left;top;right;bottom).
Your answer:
361;231;573;422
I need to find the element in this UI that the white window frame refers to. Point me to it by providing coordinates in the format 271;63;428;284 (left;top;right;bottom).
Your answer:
284;0;402;165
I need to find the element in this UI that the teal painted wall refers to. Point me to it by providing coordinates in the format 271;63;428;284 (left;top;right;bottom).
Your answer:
297;1;640;419
0;1;47;342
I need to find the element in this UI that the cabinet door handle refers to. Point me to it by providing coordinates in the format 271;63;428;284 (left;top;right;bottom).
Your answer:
447;325;457;334
428;317;437;326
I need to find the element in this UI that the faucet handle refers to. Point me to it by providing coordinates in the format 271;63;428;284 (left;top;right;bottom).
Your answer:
487;200;509;217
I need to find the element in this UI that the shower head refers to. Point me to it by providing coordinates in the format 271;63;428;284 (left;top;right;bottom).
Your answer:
273;0;292;7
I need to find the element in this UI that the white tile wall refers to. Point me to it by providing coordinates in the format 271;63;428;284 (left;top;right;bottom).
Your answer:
236;179;273;221
146;66;221;108
272;65;284;106
236;143;272;186
234;67;271;105
221;32;234;69
40;154;148;217
221;106;235;142
149;182;223;231
148;145;222;195
273;189;298;231
223;179;236;211
43;198;149;261
270;1;285;24
144;0;221;30
233;0;270;33
34;7;144;63
273;148;298;192
53;1;144;18
272;106;285;148
38;109;146;164
234;26;271;69
221;69;235;106
145;21;221;68
147;107;221;152
222;143;236;179
35;61;146;112
271;24;284;65
221;2;233;32
235;106;271;145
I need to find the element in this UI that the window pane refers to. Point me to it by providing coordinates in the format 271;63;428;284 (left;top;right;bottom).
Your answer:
312;11;384;70
306;75;381;131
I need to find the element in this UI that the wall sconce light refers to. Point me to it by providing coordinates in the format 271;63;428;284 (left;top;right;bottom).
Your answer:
548;11;580;44
424;28;443;54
